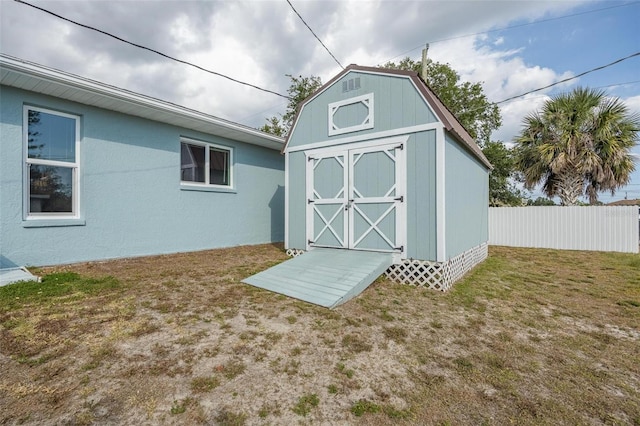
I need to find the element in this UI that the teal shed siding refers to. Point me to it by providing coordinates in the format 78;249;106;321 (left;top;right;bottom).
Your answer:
405;130;437;260
444;134;489;257
287;71;438;149
0;86;284;267
287;151;307;249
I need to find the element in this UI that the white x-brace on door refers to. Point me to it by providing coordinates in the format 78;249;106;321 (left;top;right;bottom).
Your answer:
306;140;406;254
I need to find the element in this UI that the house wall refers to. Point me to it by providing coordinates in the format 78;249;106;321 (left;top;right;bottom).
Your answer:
444;133;489;258
0;86;284;267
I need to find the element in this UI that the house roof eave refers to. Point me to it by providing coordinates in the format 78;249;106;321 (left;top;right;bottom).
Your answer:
0;54;285;151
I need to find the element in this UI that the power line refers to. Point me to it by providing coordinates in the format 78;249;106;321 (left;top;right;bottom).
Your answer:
494;52;640;105
382;1;640;64
593;80;640;91
494;80;640;109
286;0;344;69
14;0;291;100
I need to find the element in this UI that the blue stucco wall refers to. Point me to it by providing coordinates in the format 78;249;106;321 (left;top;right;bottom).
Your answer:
0;86;284;267
444;134;489;257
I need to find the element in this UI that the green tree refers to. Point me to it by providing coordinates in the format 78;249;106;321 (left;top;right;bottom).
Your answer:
483;140;523;206
514;87;639;206
384;58;524;206
260;116;287;137
526;197;556;206
382;57;501;146
261;74;322;137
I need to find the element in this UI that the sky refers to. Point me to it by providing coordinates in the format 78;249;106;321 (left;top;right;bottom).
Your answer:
1;0;639;203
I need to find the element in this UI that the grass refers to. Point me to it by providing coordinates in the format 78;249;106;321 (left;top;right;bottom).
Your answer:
0;272;121;312
292;393;319;416
351;399;380;417
191;376;220;393
221;360;246;380
0;244;638;425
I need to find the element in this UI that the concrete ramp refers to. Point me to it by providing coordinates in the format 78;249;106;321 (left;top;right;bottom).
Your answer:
242;248;394;308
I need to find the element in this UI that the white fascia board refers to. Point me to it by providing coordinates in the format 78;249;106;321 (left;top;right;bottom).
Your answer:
286;123;439;153
0;55;284;151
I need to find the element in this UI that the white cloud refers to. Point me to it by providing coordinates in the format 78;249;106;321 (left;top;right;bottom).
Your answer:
495;94;551;145
623;95;640;115
0;0;634;139
423;35;577;143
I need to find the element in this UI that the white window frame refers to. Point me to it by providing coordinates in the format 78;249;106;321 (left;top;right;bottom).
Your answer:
180;137;234;189
23;106;81;220
328;93;374;136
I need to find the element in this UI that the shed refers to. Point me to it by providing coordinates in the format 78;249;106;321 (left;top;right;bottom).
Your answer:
248;65;491;302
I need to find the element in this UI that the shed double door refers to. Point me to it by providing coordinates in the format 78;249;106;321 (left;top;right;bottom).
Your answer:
306;141;405;253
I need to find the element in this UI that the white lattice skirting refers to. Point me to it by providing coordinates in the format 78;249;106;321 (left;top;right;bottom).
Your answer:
285;242;488;292
385;243;488;291
285;248;306;257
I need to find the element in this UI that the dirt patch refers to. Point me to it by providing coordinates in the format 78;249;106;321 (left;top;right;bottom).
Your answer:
1;244;639;425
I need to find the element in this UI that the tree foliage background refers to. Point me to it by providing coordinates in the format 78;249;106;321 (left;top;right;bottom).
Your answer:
514;87;639;206
382;57;501;147
260;74;322;137
383;57;522;206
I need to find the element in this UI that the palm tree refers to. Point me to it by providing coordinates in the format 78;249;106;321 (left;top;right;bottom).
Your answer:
514;87;639;205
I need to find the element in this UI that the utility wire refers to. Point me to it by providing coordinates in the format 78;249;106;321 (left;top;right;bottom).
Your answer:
12;1;639;120
286;0;344;69
382;1;640;64
14;0;291;100
498;80;640;107
494;52;640;105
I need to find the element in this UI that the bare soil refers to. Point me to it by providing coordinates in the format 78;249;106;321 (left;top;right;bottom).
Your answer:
1;244;638;425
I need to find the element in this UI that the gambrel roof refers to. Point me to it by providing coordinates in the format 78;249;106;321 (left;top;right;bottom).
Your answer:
284;64;491;169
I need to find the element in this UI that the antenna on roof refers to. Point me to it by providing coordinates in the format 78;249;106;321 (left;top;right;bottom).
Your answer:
421;43;430;82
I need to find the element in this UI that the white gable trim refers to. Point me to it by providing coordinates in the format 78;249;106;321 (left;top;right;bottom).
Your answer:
285;122;440;153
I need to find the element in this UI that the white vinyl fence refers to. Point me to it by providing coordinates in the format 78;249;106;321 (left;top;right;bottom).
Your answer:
489;206;639;253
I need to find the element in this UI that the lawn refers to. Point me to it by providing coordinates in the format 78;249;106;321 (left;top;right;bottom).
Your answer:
0;244;638;425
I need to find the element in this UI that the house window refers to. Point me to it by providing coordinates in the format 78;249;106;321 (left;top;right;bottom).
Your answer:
180;139;232;187
24;106;80;218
